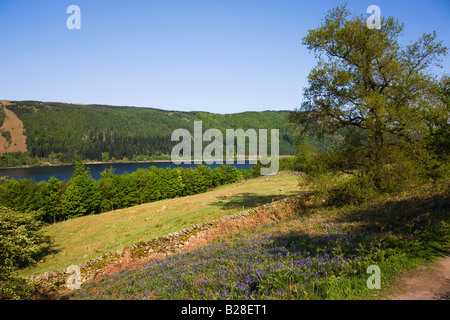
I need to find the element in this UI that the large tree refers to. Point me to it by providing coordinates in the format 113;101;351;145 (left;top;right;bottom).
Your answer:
289;5;448;187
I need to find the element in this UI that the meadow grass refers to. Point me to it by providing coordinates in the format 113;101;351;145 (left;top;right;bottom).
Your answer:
67;183;449;300
21;173;305;276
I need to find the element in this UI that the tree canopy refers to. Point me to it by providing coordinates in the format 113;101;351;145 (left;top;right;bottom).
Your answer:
289;4;448;188
1;101;297;165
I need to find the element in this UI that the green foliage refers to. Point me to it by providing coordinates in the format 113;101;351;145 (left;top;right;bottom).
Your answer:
100;172;125;210
111;173;140;209
98;167;116;212
191;165;213;194
144;168;163;201
292;142;332;176
0;162;253;223
62;161;100;219
101;152;110;162
0;177;44;213
68;187;450;300
61;183;86;219
0;130;11;144
42;177;64;224
318;175;377;207
0;107;5;127
132;153;172;161
3;101;297;165
424;75;450;169
0;152;38;167
289;4;449;205
0;207;49;299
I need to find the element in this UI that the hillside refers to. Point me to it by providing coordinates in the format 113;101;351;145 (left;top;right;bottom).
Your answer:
65;182;449;301
0;100;297;165
20;172;304;276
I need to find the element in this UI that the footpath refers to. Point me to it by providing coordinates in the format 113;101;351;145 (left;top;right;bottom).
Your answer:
389;253;450;300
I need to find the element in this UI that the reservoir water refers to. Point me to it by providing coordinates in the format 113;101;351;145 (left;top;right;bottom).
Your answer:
0;162;253;182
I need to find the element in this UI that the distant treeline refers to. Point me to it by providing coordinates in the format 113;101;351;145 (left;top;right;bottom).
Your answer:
3;101;297;164
0;151;39;167
0;162;264;224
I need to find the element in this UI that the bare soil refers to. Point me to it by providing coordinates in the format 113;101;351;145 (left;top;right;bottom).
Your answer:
0;106;27;153
389;253;450;300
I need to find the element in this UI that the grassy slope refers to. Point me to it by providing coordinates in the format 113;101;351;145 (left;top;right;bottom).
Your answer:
67;183;449;300
21;172;305;276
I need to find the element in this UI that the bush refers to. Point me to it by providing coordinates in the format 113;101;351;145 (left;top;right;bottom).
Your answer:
303;140;450;207
312;158;424;207
0;207;49;299
325;176;377;207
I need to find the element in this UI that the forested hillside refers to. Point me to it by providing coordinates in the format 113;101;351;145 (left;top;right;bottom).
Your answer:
0;101;297;165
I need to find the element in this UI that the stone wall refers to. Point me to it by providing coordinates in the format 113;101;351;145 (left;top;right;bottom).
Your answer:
30;196;298;290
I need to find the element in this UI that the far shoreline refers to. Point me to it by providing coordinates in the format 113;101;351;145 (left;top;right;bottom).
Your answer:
0;159;174;170
0;155;294;170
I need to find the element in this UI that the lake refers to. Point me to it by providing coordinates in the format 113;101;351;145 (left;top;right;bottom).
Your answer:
0;162;253;182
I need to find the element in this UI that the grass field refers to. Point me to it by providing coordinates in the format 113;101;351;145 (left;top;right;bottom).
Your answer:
67;184;450;300
21;172;306;276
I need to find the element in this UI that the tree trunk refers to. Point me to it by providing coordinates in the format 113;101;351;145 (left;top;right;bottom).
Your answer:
371;123;384;189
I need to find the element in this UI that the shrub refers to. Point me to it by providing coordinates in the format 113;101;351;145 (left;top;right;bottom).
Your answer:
325;176;377;207
0;207;49;299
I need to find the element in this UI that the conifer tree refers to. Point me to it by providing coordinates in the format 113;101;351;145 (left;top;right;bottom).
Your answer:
43;176;63;224
62;161;100;218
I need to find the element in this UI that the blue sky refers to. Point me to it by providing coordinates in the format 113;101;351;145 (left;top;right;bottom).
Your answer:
0;0;449;113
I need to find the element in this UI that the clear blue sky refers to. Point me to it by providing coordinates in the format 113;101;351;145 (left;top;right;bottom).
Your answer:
0;0;449;113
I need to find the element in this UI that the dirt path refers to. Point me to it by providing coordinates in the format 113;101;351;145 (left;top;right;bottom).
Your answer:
389;253;450;300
